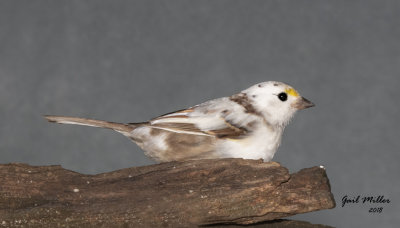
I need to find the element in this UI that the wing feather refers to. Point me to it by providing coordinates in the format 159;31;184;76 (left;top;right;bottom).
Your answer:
148;98;257;139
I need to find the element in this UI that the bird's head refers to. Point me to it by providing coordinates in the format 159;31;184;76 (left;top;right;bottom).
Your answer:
242;81;314;127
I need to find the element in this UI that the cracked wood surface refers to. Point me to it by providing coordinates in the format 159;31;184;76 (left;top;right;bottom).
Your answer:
0;158;335;227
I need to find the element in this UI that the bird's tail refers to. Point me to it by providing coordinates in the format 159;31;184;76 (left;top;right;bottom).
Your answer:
44;115;137;134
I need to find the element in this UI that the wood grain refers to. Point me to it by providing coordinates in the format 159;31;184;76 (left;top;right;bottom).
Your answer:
0;159;335;227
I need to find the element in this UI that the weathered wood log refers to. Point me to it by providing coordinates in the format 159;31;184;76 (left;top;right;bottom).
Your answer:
211;219;335;228
0;158;335;227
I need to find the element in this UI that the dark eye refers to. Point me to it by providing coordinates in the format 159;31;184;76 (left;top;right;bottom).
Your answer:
278;92;287;101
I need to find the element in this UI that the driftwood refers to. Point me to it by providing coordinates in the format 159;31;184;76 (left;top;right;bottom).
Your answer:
0;158;335;227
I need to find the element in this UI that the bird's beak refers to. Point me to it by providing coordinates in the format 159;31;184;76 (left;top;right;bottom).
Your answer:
293;97;315;110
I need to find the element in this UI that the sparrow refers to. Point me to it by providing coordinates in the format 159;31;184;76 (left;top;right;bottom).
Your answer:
45;81;314;162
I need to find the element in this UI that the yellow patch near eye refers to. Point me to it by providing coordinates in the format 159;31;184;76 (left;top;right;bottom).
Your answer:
285;88;299;97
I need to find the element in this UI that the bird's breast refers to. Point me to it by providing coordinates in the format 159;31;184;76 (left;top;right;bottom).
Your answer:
215;125;283;161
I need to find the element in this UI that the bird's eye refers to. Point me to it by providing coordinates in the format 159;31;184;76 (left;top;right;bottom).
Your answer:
278;92;288;101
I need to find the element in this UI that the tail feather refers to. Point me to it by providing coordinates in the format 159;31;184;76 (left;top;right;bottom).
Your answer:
44;115;136;133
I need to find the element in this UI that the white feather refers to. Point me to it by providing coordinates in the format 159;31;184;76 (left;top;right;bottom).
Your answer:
54;120;100;128
149;126;212;136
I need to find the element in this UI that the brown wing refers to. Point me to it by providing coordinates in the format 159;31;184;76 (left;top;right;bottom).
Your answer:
206;118;248;139
151;113;248;139
151;121;248;139
147;102;252;139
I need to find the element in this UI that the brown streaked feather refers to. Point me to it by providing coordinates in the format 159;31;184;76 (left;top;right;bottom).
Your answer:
229;93;261;116
207;118;248;138
153;115;189;120
145;103;252;139
153;108;195;120
230;93;273;129
151;122;204;134
207;128;246;138
151;118;249;139
140;128;218;162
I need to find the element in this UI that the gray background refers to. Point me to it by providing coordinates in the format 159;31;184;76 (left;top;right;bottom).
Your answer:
0;0;399;227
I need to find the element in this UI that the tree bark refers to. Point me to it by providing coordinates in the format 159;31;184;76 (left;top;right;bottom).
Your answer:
0;158;335;227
